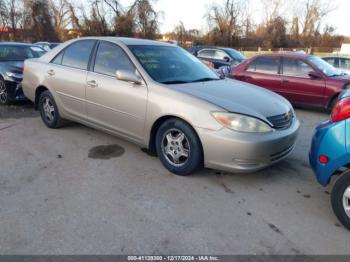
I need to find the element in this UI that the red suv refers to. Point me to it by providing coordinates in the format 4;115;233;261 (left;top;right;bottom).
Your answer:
231;53;350;110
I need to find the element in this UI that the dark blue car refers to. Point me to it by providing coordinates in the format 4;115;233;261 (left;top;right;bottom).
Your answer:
0;42;46;104
188;46;246;69
310;91;350;230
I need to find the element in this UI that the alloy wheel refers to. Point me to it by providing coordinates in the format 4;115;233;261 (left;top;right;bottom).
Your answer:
42;97;55;122
0;81;7;104
343;186;350;218
161;128;190;167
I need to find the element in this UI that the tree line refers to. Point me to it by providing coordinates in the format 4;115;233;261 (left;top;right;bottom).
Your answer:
0;0;160;42
0;0;347;49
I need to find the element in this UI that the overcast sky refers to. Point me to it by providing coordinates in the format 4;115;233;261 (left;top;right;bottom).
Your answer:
80;0;350;36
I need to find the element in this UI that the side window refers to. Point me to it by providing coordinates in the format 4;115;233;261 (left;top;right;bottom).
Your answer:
215;50;228;60
324;58;336;67
198;49;215;58
247;57;279;74
52;52;64;65
340;59;350;69
93;42;135;77
61;40;95;70
283;58;313;77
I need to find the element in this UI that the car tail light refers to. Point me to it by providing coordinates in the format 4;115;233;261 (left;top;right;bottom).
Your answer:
331;97;350;123
319;155;329;164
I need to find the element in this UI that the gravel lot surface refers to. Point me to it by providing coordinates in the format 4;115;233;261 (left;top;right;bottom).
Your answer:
0;103;349;255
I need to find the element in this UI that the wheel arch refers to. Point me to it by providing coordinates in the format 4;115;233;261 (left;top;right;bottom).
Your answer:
148;115;204;158
34;85;49;110
327;93;341;110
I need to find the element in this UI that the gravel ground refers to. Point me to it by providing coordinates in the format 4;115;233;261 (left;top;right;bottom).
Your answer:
0;102;349;255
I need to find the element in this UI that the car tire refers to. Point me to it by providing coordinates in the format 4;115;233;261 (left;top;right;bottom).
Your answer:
155;118;203;176
0;78;10;105
39;90;66;129
331;170;350;230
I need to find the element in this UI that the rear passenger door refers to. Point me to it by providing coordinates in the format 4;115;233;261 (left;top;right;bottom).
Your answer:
244;56;283;94
48;40;96;120
86;41;148;142
281;58;326;106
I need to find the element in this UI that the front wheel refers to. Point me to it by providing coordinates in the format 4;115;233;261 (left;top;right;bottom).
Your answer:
0;78;10;105
155;118;203;176
331;170;350;230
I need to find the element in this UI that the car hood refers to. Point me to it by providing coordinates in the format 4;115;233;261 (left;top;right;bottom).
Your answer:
0;61;24;73
330;74;350;81
170;79;292;120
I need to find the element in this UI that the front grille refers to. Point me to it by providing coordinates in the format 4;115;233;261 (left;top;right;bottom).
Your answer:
267;110;294;130
270;145;294;162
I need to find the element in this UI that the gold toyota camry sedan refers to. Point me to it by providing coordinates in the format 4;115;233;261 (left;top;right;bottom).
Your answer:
22;37;300;176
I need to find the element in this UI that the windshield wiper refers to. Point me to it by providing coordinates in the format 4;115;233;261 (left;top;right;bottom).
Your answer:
329;74;343;77
161;80;190;84
190;78;220;83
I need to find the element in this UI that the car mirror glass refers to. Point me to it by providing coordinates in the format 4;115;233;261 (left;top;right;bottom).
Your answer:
116;70;142;85
223;56;231;62
308;71;321;79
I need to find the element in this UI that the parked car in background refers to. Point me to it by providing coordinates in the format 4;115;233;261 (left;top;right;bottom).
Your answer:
231;53;350;111
34;42;60;51
309;91;350;230
196;47;246;69
188;46;246;69
187;45;211;56
22;37;299;176
0;42;46;104
323;56;350;75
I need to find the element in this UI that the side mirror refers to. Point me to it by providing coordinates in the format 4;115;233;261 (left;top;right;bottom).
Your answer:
116;70;142;85
308;71;322;79
223;56;231;63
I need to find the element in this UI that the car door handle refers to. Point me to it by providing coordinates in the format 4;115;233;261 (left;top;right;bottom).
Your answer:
282;79;289;83
87;80;98;88
47;69;55;76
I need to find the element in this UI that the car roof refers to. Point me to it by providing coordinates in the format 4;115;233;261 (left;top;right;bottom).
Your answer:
0;42;40;47
323;56;350;59
74;36;173;47
253;52;311;59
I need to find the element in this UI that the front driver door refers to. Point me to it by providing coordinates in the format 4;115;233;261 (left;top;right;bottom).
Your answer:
86;41;148;142
281;58;326;106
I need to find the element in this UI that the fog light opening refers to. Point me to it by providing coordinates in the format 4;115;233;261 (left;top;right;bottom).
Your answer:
319;155;329;164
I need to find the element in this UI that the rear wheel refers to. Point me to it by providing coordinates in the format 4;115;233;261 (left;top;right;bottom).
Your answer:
155;118;203;176
39;90;66;129
331;170;350;230
0;78;10;105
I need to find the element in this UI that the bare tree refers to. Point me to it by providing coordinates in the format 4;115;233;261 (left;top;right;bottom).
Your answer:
130;0;160;39
206;0;247;46
25;0;59;41
0;0;26;40
49;0;73;40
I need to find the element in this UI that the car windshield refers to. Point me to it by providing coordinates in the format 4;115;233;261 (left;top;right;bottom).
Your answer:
223;48;246;62
128;45;220;84
0;45;46;61
307;56;343;77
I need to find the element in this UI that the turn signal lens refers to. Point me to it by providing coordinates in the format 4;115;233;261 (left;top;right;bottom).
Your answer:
331;97;350;123
319;155;329;164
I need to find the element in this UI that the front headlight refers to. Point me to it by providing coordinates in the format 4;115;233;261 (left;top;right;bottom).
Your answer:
5;72;22;78
212;112;273;133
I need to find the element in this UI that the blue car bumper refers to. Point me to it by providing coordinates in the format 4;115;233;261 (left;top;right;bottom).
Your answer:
309;120;349;186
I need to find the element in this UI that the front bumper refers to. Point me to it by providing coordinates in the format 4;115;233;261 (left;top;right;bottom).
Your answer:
5;80;27;101
197;118;300;173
